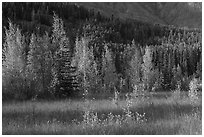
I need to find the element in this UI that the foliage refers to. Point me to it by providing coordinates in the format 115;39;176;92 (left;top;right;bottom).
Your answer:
50;13;67;95
26;33;52;98
171;64;182;90
77;92;146;133
196;57;202;79
128;40;142;88
101;44;118;93
2;3;202;100
112;87;120;106
188;78;199;103
72;36;100;95
151;70;164;92
50;13;77;98
171;81;181;100
141;46;155;91
2;21;27;100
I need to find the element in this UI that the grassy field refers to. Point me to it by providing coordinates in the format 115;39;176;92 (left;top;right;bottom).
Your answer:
2;92;202;135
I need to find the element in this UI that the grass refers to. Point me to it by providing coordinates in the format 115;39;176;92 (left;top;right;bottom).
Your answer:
2;92;202;135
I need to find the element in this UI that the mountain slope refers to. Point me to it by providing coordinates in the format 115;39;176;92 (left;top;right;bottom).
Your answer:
159;2;201;28
77;2;202;28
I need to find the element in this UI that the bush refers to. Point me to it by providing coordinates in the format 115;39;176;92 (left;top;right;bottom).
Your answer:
180;75;191;91
188;78;199;103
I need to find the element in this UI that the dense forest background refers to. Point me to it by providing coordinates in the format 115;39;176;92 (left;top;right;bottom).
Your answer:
2;2;202;101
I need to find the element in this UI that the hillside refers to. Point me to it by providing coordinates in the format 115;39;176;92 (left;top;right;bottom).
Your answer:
77;2;202;29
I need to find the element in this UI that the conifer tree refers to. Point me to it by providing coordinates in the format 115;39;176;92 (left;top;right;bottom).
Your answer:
128;40;142;89
171;64;182;89
27;33;52;98
50;13;75;97
51;13;66;52
196;57;202;79
102;44;118;92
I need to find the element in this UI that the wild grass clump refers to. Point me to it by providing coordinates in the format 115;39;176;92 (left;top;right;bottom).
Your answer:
72;111;146;134
178;109;202;135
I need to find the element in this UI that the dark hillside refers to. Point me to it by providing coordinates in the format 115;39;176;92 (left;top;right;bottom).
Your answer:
78;2;202;28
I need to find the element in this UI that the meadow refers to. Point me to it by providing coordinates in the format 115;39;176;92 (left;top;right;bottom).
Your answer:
2;92;202;135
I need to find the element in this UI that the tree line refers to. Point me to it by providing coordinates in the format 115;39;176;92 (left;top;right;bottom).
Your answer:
2;14;202;100
3;2;201;46
2;6;201;101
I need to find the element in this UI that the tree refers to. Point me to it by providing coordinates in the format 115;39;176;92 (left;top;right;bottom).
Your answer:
50;13;76;98
101;44;118;93
196;56;202;79
51;13;67;53
2;21;27;99
72;36;100;96
27;33;52;98
171;64;182;89
141;46;154;91
128;40;142;87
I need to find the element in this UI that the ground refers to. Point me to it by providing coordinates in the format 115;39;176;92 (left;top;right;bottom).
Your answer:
2;92;202;135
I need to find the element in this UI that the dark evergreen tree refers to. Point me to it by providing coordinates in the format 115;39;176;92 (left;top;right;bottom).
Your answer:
50;14;78;98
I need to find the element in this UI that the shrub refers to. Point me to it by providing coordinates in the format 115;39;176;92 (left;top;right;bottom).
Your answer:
188;78;199;103
152;70;164;92
181;75;191;91
112;87;120;106
171;81;181;100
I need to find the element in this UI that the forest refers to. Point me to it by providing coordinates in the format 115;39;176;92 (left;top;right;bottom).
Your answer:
2;2;202;135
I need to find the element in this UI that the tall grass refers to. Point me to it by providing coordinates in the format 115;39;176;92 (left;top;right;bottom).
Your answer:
3;109;201;135
2;92;201;135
